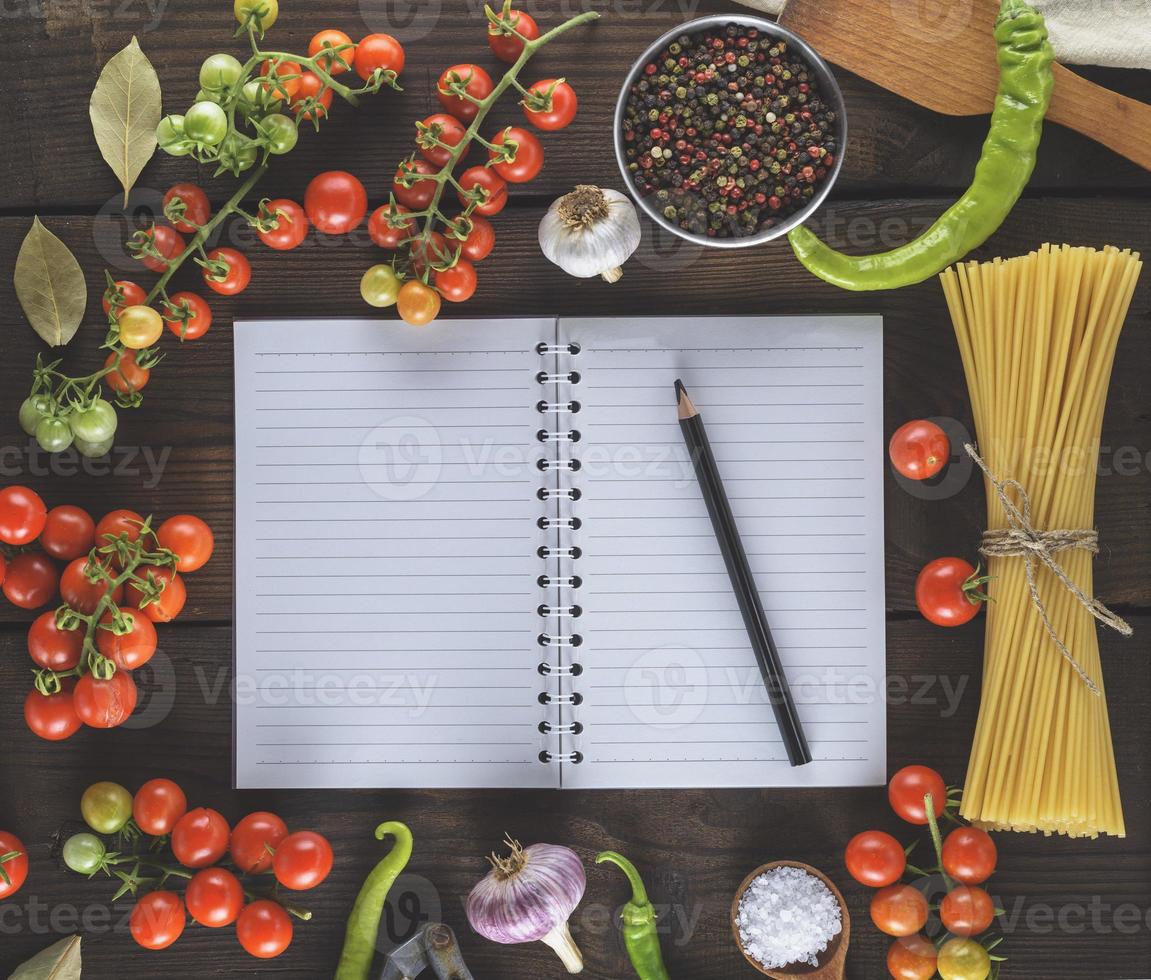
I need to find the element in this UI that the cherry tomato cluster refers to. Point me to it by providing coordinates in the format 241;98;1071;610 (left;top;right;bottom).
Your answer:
845;766;1003;980
0;831;28;901
359;2;584;327
0;486;215;741
62;778;332;958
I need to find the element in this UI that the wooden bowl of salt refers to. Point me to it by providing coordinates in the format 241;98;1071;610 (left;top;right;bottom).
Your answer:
730;860;850;979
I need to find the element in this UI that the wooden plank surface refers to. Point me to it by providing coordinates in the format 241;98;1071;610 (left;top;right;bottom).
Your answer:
0;0;1149;978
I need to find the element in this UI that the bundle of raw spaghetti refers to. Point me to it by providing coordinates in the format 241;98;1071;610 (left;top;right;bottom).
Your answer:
941;244;1142;838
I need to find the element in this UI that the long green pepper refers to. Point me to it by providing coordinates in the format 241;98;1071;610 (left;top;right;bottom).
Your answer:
787;0;1054;291
335;821;414;980
596;851;672;980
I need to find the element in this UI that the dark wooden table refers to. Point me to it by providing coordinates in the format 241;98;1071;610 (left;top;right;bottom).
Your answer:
1;2;1149;977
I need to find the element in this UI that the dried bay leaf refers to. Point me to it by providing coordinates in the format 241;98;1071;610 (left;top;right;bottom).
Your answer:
14;218;88;347
6;935;82;979
89;36;161;206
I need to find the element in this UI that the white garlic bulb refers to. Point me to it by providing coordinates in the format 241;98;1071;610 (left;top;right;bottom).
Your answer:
538;185;642;283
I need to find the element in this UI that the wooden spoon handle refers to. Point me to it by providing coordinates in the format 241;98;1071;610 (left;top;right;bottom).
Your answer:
1048;64;1151;172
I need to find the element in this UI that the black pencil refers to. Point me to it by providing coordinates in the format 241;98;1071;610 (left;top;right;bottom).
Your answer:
675;379;812;768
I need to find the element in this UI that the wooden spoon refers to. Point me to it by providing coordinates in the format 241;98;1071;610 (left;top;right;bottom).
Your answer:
777;0;1151;172
730;861;850;980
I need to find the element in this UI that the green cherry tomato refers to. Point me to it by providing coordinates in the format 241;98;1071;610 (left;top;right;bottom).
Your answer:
74;435;115;460
260;113;298;154
19;394;51;435
63;833;107;875
218;132;259;174
69;400;118;444
199;53;244;92
234;0;278;31
156;115;194;156
183;101;228;147
937;938;992;980
35;417;74;453
81;781;134;834
240;79;277;118
360;264;402;308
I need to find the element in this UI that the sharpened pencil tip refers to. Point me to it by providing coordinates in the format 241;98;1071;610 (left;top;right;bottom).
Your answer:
675;379;698;419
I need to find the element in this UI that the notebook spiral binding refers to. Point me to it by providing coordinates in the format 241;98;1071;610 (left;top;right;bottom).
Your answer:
536;340;583;766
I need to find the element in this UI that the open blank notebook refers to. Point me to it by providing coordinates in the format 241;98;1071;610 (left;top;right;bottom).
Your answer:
233;316;886;789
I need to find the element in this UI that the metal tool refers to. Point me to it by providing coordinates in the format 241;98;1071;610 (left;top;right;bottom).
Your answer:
380;923;474;980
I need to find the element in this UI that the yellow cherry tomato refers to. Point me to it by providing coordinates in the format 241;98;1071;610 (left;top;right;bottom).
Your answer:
396;280;441;327
117;305;164;350
234;0;278;31
937;938;991;980
360;264;402;309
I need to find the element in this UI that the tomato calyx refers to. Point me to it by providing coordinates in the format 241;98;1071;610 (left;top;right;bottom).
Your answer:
961;563;994;606
521;76;565;114
485;0;536;46
0;848;23;888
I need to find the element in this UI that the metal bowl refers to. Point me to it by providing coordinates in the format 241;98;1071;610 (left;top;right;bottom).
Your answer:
612;14;848;250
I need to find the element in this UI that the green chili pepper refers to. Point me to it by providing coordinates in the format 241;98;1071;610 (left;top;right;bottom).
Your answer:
596;851;672;980
335;821;414;980
787;0;1054;291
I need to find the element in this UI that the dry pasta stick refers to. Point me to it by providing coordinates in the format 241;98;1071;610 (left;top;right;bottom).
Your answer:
941;244;1141;838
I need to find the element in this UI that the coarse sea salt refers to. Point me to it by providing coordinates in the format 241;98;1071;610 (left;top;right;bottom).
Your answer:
735;866;843;970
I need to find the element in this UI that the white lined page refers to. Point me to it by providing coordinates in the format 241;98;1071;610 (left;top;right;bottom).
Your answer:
234;318;557;789
560;316;886;789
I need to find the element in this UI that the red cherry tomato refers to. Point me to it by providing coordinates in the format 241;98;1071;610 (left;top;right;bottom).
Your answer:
942;827;998;885
889;765;948;825
0;833;29;900
522;78;578;130
162;291;213;341
157;515;215;573
230;812;289;873
306;171;368;235
237;899;294;958
96;509;144;546
24;685;82;741
915;557;986;628
488;126;544;183
96;606;158;671
488;7;539;62
60;556;123;615
454;214;495;262
139;225;186;273
436;63;493;122
292;72;334;122
130;891;186;950
163;183;212;234
28;611;84;671
172;808;231;869
392;158;439;211
0;486;47;545
417;113;467;168
186;867;244;927
73;671;138;728
845;830;906;888
871;884;929;938
308;29;356;75
133;779;188;836
355;32;405;80
4;553;59;609
887;935;939;980
457;167;507;216
259;58;302;100
103;279;147;315
40;505;96;560
125;566;187;623
940;884;996;936
258;199;309;251
889;419;950;480
104;350;151;395
369;204;416;250
272;831;334;891
435;259;477;303
202;247;252;296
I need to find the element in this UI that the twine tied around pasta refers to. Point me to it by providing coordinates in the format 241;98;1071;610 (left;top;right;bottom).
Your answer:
965;444;1133;697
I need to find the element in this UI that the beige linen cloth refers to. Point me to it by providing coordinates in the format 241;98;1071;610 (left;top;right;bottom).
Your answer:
732;0;1151;69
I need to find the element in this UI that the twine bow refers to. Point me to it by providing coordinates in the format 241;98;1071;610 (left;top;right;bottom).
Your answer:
965;444;1132;697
